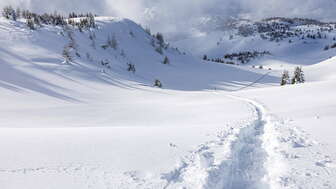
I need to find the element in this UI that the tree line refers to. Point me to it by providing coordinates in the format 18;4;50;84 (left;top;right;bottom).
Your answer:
2;6;96;30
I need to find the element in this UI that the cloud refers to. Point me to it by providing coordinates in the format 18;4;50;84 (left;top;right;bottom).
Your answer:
101;0;336;35
1;0;336;34
0;0;106;15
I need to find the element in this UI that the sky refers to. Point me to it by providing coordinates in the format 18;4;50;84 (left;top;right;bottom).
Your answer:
1;0;336;34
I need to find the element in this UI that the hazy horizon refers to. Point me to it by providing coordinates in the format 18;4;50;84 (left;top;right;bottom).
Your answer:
1;0;336;34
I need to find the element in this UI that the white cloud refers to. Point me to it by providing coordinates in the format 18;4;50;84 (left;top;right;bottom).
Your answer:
1;0;336;34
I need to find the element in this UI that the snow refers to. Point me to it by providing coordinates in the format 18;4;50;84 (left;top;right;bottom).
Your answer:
0;16;335;189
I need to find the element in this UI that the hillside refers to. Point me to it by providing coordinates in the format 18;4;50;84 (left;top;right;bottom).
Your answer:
173;17;336;69
0;12;335;189
0;16;279;95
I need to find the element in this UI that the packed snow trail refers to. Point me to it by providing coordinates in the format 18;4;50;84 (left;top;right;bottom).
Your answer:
210;97;269;189
162;96;282;189
1;94;336;188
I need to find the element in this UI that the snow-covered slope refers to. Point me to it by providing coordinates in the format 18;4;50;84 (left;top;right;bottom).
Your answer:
305;56;336;81
0;16;278;94
0;15;336;189
173;17;336;69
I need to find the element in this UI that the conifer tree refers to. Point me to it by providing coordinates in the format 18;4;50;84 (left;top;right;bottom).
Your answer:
62;46;73;64
156;32;164;47
163;56;170;64
26;19;35;30
291;66;305;84
154;79;162;88
280;70;290;86
127;63;136;73
107;34;118;50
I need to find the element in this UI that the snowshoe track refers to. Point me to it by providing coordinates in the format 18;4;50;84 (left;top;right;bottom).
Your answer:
162;97;280;189
1;97;335;189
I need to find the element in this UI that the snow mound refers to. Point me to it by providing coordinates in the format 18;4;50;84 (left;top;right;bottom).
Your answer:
305;56;336;81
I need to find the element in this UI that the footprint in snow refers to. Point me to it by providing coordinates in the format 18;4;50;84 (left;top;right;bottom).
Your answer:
169;143;177;148
315;160;334;168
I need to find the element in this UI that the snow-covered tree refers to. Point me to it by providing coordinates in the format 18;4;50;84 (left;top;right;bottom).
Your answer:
291;66;305;84
154;79;162;88
107;34;118;50
88;13;96;28
2;6;12;19
156;32;164;47
150;38;155;47
26;19;35;30
144;27;151;35
280;70;290;86
15;8;21;19
62;46;73;64
2;6;16;21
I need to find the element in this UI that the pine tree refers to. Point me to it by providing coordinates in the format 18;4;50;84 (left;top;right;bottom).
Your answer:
62;46;73;64
88;13;95;28
150;38;155;47
16;8;21;19
11;8;17;21
127;63;136;73
280;70;290;86
156;32;164;47
2;6;14;20
154;79;162;88
26;19;35;30
145;27;151;35
163;56;170;64
107;34;118;50
291;66;305;84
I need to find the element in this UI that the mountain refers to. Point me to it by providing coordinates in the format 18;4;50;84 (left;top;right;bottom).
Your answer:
173;17;336;68
0;12;335;189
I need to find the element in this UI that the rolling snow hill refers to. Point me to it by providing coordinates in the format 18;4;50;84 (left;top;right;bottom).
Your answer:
0;14;335;189
173;17;336;70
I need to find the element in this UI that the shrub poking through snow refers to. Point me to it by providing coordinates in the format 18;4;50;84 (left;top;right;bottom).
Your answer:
129;31;135;38
154;79;162;88
127;63;136;73
324;45;330;51
280;70;290;86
